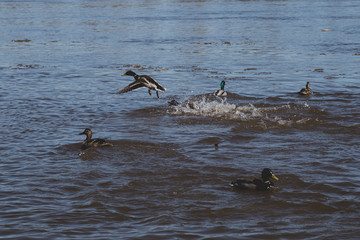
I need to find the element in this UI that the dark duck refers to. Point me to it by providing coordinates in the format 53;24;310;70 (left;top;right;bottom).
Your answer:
230;168;279;191
299;81;313;95
79;128;112;149
117;70;166;98
214;80;227;97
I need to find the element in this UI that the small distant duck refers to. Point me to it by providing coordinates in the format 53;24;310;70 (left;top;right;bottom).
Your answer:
230;168;279;191
299;82;313;95
214;80;227;97
117;70;166;98
79;128;112;149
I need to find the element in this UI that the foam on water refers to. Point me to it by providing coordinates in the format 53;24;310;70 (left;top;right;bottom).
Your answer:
168;95;318;128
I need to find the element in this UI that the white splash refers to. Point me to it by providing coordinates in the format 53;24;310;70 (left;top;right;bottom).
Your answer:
168;95;315;128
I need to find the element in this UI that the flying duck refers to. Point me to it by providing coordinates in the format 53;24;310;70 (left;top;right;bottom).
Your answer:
117;70;166;98
214;80;227;97
299;82;313;95
79;128;112;149
230;168;279;191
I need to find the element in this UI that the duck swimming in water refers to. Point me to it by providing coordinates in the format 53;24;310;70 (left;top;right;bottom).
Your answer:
79;128;112;149
230;168;279;191
299;81;313;95
214;80;227;97
117;70;166;98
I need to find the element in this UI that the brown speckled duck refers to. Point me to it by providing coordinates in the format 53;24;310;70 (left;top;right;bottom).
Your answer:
299;82;313;95
79;128;112;149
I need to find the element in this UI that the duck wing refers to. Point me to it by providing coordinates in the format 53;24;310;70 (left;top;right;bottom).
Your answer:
299;88;307;95
230;178;257;190
214;90;227;97
82;138;112;149
253;179;274;190
91;138;107;144
141;75;166;92
91;138;113;147
117;81;145;94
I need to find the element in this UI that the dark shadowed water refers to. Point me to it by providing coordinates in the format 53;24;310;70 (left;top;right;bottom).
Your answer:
1;0;360;239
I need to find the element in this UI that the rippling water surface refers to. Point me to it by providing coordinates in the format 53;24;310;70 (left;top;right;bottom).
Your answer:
1;0;360;239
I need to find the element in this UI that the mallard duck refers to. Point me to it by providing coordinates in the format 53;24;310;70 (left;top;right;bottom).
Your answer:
214;80;227;97
299;82;313;95
79;128;112;149
117;70;166;98
230;168;279;191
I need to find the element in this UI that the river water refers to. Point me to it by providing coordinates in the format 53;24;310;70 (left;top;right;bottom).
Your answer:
1;0;360;239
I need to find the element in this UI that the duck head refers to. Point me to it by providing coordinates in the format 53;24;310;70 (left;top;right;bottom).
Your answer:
306;81;311;89
261;168;279;182
79;128;92;139
122;70;137;76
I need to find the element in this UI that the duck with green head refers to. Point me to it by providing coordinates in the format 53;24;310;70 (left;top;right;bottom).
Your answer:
230;168;279;191
214;80;227;97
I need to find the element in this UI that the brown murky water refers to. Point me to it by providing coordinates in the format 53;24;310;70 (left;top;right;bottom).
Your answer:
1;0;360;239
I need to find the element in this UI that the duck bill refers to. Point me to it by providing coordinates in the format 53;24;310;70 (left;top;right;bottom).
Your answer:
271;174;279;181
79;131;85;135
121;73;126;76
